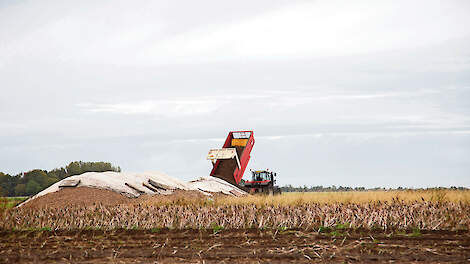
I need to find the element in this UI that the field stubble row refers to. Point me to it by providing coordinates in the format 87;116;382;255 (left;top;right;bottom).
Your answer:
1;190;469;231
217;190;470;206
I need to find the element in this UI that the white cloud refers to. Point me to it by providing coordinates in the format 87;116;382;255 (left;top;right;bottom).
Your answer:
2;0;468;66
77;92;281;117
140;0;470;63
79;98;224;117
75;89;470;135
256;130;470;143
78;89;440;116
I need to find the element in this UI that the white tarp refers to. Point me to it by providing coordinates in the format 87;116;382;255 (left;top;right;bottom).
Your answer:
19;171;201;207
189;176;247;196
19;171;248;207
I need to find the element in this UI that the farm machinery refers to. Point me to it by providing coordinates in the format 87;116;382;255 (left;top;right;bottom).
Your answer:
244;169;281;195
207;131;281;195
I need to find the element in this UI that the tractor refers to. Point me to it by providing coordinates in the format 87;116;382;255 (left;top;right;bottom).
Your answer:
207;130;281;195
243;169;281;195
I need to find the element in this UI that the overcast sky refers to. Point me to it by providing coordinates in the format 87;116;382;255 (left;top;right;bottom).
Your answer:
1;0;469;187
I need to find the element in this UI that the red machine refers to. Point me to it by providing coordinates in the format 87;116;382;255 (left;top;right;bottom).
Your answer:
207;131;281;194
244;169;281;195
207;131;254;186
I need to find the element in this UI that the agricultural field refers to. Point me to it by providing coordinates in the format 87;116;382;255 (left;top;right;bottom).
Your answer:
0;197;27;209
1;190;470;263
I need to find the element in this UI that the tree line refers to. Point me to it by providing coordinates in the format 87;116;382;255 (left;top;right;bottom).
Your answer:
280;184;468;192
0;161;121;197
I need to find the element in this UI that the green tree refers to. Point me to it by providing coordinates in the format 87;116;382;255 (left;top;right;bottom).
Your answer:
0;173;19;196
14;184;26;196
66;161;119;176
25;170;49;188
1;161;121;196
49;168;67;180
25;180;42;195
45;174;59;187
0;172;7;184
0;172;9;196
66;161;82;176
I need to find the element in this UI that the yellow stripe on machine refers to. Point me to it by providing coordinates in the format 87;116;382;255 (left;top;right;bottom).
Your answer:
231;138;248;147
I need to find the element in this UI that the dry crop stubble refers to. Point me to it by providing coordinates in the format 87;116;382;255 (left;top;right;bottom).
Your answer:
1;190;469;231
1;190;469;263
1;202;469;231
215;190;470;206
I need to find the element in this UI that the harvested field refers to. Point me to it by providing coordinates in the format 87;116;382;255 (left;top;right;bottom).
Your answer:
2;190;470;263
2;201;470;230
134;190;209;206
0;229;469;263
0;197;27;209
216;190;470;205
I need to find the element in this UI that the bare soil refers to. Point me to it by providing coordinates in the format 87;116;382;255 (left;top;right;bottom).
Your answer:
21;188;210;209
20;187;131;209
1;229;468;263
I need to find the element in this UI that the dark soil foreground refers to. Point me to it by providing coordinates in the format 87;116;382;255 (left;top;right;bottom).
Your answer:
0;229;469;263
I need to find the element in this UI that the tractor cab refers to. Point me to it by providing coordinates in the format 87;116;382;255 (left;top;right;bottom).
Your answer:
249;170;276;185
244;169;281;195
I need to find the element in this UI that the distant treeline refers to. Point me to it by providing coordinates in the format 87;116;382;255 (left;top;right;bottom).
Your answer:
2;163;467;197
280;185;469;192
0;161;121;197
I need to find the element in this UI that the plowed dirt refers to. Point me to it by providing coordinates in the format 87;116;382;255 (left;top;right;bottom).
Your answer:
21;187;209;209
20;187;131;209
0;229;469;263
